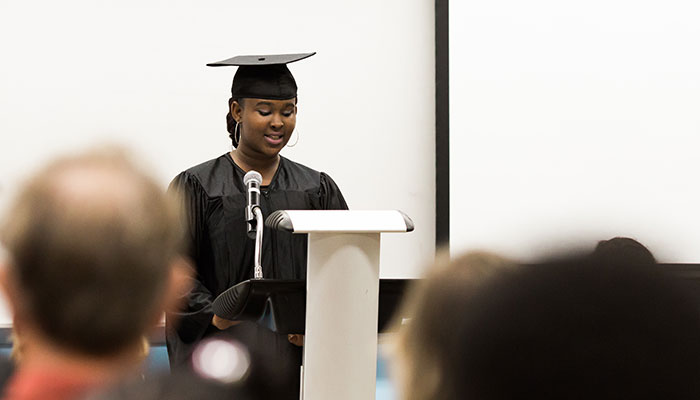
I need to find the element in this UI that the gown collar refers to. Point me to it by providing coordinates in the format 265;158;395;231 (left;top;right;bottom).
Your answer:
225;152;285;192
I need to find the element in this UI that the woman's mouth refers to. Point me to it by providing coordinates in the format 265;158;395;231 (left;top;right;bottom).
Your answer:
264;133;284;146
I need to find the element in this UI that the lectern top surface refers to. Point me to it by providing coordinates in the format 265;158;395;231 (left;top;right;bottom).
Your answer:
266;210;414;233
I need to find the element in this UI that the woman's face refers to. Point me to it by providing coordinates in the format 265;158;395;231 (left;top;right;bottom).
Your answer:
232;98;297;159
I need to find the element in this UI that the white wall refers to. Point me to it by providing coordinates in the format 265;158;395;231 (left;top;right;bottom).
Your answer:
449;0;700;262
0;1;435;324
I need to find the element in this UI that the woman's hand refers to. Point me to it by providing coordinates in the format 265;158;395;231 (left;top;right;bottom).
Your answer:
212;314;240;330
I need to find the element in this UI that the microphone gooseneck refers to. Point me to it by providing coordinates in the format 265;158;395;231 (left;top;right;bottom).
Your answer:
243;170;264;279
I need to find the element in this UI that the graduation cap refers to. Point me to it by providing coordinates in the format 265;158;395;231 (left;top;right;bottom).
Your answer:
208;52;316;100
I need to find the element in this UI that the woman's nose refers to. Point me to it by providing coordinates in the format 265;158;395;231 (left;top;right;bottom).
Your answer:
270;114;284;129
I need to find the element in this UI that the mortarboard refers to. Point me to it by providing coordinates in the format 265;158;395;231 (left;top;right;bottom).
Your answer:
207;52;316;100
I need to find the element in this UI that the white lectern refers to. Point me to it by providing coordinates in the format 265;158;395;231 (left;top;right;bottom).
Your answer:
266;210;413;400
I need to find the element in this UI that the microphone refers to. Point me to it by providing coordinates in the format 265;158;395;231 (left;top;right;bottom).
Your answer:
244;170;263;239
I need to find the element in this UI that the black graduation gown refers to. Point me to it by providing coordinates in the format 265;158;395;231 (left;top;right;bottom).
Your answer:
165;153;348;384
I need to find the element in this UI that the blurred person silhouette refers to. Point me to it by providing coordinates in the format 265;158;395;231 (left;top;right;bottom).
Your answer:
85;338;251;400
87;335;295;400
0;147;189;400
0;247;15;394
592;236;656;265
84;371;251;400
396;251;700;399
393;251;517;400
9;329;148;366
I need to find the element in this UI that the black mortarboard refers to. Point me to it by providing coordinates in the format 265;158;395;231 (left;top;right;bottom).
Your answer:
207;52;315;100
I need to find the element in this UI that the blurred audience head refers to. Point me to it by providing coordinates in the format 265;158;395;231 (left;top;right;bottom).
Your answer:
86;336;294;400
394;250;517;400
397;250;700;399
593;236;656;265
86;355;252;400
0;146;186;364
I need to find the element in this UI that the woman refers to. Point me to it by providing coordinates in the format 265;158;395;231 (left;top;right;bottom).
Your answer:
166;53;347;396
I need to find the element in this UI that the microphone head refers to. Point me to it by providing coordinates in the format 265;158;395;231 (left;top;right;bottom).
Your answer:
243;170;263;186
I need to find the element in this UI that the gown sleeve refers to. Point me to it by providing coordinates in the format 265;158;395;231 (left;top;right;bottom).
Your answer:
166;172;215;365
319;172;349;210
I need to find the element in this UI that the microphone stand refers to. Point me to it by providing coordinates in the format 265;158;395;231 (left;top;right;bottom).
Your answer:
244;170;264;280
252;206;264;280
246;202;264;280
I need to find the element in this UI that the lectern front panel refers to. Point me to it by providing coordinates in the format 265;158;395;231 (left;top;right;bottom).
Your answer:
302;232;381;400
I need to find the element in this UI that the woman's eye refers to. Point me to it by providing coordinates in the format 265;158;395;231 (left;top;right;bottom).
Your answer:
282;111;293;117
257;110;271;116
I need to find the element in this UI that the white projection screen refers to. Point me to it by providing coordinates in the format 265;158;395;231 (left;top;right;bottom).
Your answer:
449;1;700;262
0;1;435;325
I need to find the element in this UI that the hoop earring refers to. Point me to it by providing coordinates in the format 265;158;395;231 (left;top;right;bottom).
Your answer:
234;122;242;147
287;129;300;147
